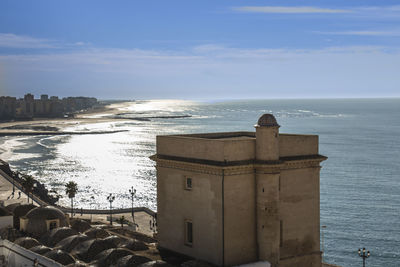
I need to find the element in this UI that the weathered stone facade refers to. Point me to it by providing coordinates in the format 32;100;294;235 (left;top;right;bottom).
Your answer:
152;114;327;267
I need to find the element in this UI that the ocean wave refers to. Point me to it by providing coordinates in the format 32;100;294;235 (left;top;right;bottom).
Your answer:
0;137;34;160
192;115;221;119
37;136;60;149
274;110;348;118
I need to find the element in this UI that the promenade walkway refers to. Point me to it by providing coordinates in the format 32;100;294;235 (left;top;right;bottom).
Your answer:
0;169;32;206
0;169;156;236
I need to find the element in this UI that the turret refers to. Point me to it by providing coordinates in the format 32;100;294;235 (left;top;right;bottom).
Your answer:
255;114;280;161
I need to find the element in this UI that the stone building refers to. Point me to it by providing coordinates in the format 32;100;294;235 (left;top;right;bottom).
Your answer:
20;206;69;238
152;114;327;267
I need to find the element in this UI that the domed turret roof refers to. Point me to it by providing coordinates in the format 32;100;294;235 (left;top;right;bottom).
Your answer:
256;114;279;127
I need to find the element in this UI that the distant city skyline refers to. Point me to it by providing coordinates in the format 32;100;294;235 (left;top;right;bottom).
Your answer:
1;0;400;100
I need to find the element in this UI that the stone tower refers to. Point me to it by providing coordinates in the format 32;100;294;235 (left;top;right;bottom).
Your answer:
153;114;326;267
255;114;281;265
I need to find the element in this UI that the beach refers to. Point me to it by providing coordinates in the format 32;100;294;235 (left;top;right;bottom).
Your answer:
0;101;135;136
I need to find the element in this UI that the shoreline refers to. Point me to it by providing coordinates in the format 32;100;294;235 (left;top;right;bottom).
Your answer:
0;101;193;136
0;101;134;136
0;129;129;136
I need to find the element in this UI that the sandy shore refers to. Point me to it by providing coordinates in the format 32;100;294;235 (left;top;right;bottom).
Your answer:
0;101;134;135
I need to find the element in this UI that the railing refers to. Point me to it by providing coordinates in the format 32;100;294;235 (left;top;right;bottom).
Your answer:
57;206;156;216
0;169;156;217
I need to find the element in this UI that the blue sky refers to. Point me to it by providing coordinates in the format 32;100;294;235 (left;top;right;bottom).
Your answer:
1;0;400;99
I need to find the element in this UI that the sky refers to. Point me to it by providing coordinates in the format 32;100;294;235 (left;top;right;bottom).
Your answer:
0;0;400;100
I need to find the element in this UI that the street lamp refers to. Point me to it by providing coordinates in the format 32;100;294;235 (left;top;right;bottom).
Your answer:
32;182;37;204
128;187;136;223
13;172;18;194
107;193;115;225
56;193;62;206
90;196;95;221
358;247;370;267
321;225;327;262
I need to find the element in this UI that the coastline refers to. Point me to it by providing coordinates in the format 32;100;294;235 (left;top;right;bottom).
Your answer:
0;100;193;136
0;101;134;136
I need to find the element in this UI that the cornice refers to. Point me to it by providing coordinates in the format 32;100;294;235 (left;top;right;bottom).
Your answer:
152;154;326;175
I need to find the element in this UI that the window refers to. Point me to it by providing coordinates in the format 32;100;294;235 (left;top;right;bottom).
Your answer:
185;177;192;190
49;220;58;230
280;220;283;247
279;176;281;191
185;220;193;246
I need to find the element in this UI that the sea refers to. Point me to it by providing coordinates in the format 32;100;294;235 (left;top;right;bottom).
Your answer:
0;98;399;267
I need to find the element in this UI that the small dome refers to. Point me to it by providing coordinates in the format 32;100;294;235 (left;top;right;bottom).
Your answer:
14;237;41;249
55;234;91;253
115;255;153;267
0;207;11;216
44;249;76;265
70;218;91;233
71;238;117;262
121;239;148;251
30;245;52;255
40;227;78;247
24;206;68;237
13;204;36;229
26;206;66;220
84;227;110;239
140;260;174;267
94;248;133;267
5;203;20;213
256;114;279;127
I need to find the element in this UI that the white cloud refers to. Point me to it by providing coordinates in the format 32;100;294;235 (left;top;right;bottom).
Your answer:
315;30;400;37
231;6;351;14
0;33;56;48
357;5;400;12
1;44;400;99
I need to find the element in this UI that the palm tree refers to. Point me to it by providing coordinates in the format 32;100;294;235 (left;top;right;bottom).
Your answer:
21;174;35;203
116;216;125;228
65;181;78;217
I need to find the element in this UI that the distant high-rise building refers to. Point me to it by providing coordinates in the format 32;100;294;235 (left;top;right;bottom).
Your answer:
21;93;34;118
24;93;34;102
2;93;97;119
0;96;17;120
